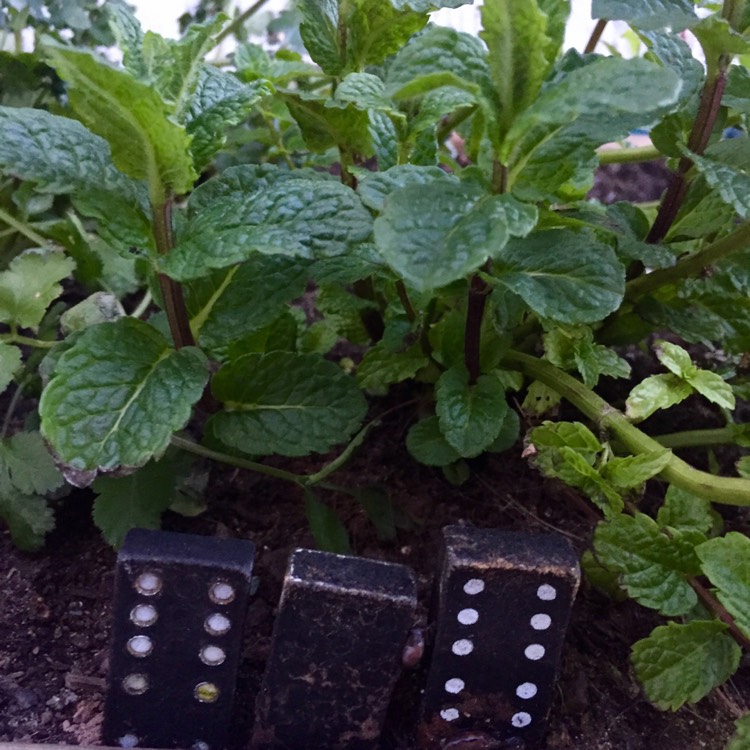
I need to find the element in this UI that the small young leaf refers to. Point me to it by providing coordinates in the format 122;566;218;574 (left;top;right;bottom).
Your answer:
530;421;602;462
657;485;719;535
521;380;561;415
209;352;367;457
406;416;462;467
436;366;508;457
687;370;735;411
697;533;750;639
304;489;351;555
600;450;672;489
44;42;197;194
40;318;209;483
0;488;55;552
0;343;22;394
493;230;625;324
356;343;428;390
656;341;696;378
0;249;76;329
726;713;750;750
626;374;693;422
594;513;700;615
374;181;536;293
631;621;740;710
0;431;65;498
92;458;175;547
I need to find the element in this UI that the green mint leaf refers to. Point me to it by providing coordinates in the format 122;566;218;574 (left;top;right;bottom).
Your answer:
92;457;175;547
592;0;695;30
530;421;603;461
369;110;399;171
60;292;125;335
689;150;750;220
435;366;508;457
374;181;536;293
107;3;145;77
600;450;673;489
697;533;750;639
357;164;456;212
385;26;491;100
208;352;367;457
724;65;750;114
626;374;693;422
485;406;520;453
39;318;209;483
164;168;372;281
298;0;342;75
304;489;351;554
691;16;750;67
493;230;625;324
0;488;55;552
593;513;700;615
656;341;696;378
354;486;397;542
631;621;740;710
688;369;735;410
406;415;462;467
738;456;750;478
0;431;65;498
521;380;562;415
185;256;310;355
185;66;271;171
44;42;197;194
480;0;552;138
726;714;750;750
356;343;428;390
0;343;22;394
0;249;76;329
0;106;152;247
657;485;720;535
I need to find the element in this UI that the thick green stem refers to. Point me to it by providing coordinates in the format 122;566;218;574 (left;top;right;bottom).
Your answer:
653;426;746;450
598;145;662;165
626;221;750;304
502;350;750;506
0;206;50;247
153;199;195;350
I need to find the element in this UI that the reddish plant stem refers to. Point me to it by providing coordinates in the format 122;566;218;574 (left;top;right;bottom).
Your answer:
690;576;750;650
464;273;490;385
584;19;608;54
646;70;728;245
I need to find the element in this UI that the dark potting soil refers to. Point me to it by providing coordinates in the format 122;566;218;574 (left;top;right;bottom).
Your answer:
1;160;748;750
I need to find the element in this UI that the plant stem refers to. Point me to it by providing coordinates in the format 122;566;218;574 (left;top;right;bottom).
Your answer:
213;0;271;47
625;221;750;303
690;576;750;650
0;332;56;349
152;199;195;350
646;67;728;244
584;18;608;54
0;378;27;440
653;426;746;450
170;434;307;485
0;206;50;247
130;290;153;319
598;145;663;165
395;280;417;323
501;350;750;506
464;273;489;385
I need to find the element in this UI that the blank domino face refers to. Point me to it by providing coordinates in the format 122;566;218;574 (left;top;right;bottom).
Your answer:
419;526;580;747
252;548;417;750
102;529;255;750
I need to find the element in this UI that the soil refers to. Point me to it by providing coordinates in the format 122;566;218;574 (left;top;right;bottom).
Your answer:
1;160;749;750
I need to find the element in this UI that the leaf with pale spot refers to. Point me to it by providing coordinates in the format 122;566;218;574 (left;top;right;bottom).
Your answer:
39;318;208;484
631;621;740;710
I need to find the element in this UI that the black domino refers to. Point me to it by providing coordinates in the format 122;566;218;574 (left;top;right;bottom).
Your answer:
418;526;580;748
251;549;417;750
102;528;255;750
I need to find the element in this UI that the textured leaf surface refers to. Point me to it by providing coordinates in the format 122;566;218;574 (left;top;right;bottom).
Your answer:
631;621;740;710
600;450;672;489
626;374;693;422
92;458;175;547
374;181;536;293
0;489;55;551
697;533;750;639
165;170;372;281
40;318;208;481
594;513;700;615
357;165;457;212
185;256;310;354
406;415;461;467
592;0;695;30
435;366;508;457
531;421;603;462
0;249;76;328
209;352;367;457
657;485;718;535
0;344;21;394
356;343;428;390
44;42;196;193
494;230;625;324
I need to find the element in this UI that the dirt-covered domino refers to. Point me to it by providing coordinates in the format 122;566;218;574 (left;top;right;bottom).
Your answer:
102;528;255;750
251;548;417;750
418;525;580;748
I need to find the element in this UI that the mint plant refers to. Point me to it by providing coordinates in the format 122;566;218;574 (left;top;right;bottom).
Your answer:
1;0;750;727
